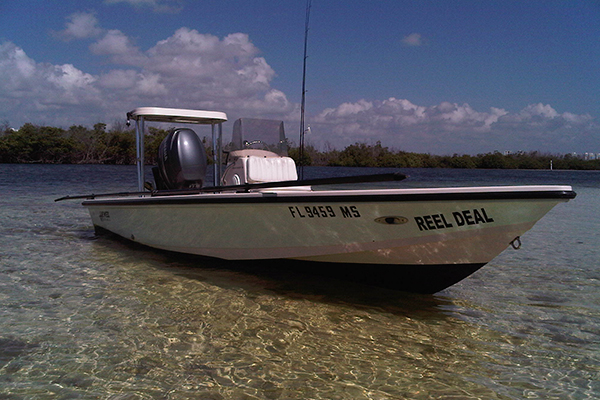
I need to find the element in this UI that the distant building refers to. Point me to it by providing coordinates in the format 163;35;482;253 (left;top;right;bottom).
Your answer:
502;150;524;156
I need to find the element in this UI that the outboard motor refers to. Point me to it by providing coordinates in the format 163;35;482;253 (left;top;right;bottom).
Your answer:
154;128;207;190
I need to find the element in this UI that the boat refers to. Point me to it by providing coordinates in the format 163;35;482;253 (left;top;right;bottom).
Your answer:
56;107;576;293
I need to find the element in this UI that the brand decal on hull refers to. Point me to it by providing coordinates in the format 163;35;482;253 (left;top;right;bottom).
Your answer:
374;216;409;225
414;208;494;231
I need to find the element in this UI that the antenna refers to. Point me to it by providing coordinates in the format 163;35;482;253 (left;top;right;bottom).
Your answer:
299;0;312;180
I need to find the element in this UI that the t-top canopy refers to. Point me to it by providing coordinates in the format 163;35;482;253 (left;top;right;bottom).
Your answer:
127;107;228;125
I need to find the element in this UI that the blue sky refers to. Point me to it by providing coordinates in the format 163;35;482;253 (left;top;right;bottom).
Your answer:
1;0;598;155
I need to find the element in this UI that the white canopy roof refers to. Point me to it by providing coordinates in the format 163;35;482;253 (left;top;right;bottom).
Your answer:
127;107;228;124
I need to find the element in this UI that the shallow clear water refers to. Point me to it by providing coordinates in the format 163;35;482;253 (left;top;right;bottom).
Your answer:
0;164;599;399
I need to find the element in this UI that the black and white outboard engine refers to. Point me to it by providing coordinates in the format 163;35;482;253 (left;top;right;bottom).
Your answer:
153;128;207;190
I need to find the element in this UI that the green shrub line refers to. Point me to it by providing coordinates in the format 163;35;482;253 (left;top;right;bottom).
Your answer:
1;123;598;170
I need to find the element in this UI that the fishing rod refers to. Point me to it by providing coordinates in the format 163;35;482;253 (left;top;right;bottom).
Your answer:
298;0;312;180
54;172;407;202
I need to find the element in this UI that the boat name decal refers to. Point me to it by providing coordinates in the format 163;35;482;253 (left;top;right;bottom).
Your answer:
99;211;111;222
414;208;494;231
288;205;361;219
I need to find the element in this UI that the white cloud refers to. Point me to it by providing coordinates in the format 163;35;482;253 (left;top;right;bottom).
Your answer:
134;73;168;96
45;64;97;91
0;42;102;122
90;30;135;55
0;14;596;154
104;0;183;13
0;25;290;127
320;99;374;118
138;28;279;108
311;98;596;154
97;69;138;89
519;103;559;119
0;42;35;81
402;33;423;47
54;12;103;41
90;29;146;65
0;42;96;96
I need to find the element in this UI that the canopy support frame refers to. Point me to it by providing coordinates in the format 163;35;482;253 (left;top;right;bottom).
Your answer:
127;107;228;192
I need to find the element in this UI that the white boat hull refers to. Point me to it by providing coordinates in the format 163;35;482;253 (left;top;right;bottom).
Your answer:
83;185;575;293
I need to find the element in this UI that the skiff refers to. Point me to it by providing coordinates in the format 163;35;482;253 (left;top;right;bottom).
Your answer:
57;107;576;293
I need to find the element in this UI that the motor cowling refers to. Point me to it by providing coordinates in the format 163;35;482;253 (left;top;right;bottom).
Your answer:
155;128;207;190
